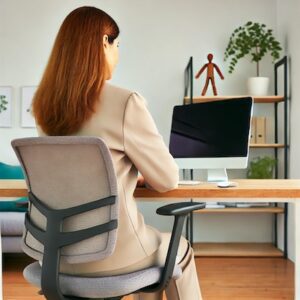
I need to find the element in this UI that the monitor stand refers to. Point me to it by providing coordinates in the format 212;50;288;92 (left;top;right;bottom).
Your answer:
207;168;228;182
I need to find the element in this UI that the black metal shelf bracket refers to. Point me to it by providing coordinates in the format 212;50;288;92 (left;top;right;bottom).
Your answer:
184;56;193;104
274;56;289;258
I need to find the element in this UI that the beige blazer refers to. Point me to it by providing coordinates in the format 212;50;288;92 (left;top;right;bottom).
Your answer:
37;82;179;274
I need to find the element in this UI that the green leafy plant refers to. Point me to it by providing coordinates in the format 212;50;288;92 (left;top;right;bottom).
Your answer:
247;156;277;179
0;95;8;113
224;21;282;76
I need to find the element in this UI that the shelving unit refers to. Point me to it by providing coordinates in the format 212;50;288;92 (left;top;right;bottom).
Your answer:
183;95;284;105
193;243;283;257
250;143;285;149
182;56;289;258
195;207;285;214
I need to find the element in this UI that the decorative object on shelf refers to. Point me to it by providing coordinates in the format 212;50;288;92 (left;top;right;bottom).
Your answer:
195;53;224;96
250;117;256;144
21;86;37;128
247;156;277;179
255;116;267;144
0;86;12;127
247;77;270;96
224;21;282;96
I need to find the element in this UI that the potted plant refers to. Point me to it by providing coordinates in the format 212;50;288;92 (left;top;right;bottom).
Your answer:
224;21;282;96
247;156;277;179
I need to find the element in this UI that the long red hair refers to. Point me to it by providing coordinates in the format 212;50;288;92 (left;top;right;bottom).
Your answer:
33;6;119;135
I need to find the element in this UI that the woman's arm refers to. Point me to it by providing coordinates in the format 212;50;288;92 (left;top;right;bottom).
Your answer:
124;92;179;192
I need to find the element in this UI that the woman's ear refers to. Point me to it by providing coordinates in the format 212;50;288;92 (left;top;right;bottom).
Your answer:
103;34;109;50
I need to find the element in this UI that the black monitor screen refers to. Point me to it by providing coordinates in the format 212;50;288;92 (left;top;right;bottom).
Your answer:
169;98;253;158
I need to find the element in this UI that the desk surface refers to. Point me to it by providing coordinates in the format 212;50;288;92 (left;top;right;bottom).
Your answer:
1;179;300;199
135;179;300;199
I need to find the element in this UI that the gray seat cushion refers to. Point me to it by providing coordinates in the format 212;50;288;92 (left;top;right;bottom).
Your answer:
0;212;25;236
24;262;182;298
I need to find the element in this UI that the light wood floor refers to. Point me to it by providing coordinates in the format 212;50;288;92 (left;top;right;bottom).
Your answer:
2;254;294;300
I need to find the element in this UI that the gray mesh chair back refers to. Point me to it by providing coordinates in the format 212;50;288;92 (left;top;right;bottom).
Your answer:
12;136;119;264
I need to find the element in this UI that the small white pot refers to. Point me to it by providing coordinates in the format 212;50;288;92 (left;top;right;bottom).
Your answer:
247;77;270;96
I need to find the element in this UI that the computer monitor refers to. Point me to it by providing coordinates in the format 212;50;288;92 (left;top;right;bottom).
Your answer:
169;97;253;182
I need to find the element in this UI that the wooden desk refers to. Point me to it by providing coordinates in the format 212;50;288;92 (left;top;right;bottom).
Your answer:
2;179;300;199
1;179;300;299
135;179;300;200
135;179;300;299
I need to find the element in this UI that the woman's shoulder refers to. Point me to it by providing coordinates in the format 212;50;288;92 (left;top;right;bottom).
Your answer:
102;82;133;100
102;82;146;105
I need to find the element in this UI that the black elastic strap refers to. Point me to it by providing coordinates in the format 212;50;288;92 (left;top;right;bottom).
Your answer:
28;192;116;219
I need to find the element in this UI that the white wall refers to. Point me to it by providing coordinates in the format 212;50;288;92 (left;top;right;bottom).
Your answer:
276;0;300;262
0;0;279;242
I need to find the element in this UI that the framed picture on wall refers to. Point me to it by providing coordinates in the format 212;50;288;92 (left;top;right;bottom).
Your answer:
0;86;12;128
21;86;37;128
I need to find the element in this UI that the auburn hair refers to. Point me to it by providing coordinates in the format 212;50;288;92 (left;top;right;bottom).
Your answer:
33;6;119;135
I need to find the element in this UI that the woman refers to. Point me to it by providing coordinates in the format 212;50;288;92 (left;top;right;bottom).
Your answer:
32;6;202;300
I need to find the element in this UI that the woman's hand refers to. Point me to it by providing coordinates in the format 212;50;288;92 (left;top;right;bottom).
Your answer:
136;175;146;187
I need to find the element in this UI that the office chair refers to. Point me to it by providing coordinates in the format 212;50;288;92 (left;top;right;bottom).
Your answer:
12;136;205;300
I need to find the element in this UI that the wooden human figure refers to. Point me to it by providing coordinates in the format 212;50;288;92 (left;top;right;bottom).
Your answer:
195;53;224;96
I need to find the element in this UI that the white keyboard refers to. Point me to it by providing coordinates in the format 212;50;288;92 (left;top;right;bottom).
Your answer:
179;180;202;185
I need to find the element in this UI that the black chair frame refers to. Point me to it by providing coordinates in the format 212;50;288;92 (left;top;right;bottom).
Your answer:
25;191;205;300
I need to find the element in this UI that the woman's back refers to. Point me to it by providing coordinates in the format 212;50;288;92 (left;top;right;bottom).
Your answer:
37;82;179;275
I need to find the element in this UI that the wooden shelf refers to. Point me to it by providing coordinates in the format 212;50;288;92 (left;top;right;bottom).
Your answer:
195;207;284;214
184;95;284;104
193;242;284;257
250;143;285;148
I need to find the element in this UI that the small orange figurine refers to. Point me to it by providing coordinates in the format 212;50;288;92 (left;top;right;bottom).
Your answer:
195;53;224;96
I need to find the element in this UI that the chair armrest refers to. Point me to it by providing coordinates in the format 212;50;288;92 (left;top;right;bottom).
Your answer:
141;201;205;293
157;202;206;216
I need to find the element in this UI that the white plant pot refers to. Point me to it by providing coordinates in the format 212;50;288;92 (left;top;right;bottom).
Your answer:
247;77;270;96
